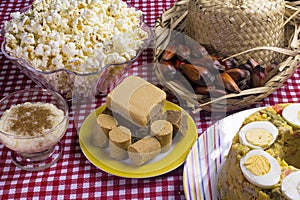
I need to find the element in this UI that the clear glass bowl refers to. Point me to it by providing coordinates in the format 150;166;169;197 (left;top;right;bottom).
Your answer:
1;6;153;100
0;88;69;171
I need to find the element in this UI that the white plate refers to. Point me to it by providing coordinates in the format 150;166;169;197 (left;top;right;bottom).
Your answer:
183;107;262;200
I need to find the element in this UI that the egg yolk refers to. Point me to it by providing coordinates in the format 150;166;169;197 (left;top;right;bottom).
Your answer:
244;155;270;176
298;111;300;120
245;128;273;148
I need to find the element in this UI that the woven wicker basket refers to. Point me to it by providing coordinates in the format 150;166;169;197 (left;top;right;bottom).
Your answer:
154;0;300;112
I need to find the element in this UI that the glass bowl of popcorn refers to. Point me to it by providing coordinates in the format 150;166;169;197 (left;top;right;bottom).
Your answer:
1;0;153;100
0;88;69;171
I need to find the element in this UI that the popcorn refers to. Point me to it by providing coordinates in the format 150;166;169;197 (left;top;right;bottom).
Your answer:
4;0;148;74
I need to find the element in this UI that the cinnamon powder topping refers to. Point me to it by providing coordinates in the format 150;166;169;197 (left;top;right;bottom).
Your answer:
5;103;61;136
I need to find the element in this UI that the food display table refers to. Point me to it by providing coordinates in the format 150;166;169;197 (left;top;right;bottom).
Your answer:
1;0;300;199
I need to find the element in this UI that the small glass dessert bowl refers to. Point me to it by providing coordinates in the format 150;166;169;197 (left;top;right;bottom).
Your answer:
0;88;69;171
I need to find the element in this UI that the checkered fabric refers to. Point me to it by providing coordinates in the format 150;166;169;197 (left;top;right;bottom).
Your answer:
0;0;300;199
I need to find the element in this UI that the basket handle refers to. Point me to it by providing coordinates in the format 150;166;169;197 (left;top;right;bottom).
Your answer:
222;46;300;62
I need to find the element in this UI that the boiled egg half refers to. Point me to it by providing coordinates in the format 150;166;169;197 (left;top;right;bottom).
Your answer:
239;121;278;149
281;171;300;200
240;149;281;188
282;104;300;128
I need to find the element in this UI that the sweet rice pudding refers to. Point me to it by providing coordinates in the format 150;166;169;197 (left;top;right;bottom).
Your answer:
0;102;67;153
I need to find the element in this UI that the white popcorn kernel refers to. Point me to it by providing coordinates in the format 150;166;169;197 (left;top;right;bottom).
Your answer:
116;56;127;63
43;45;51;56
62;43;78;57
32;58;43;68
83;25;93;35
4;33;17;43
10;11;22;19
5;22;19;34
124;50;137;59
35;44;44;56
46;15;53;23
105;52;120;64
50;43;61;55
21;33;35;45
52;11;61;23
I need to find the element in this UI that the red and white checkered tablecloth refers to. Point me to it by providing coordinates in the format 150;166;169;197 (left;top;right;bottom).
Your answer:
1;0;300;199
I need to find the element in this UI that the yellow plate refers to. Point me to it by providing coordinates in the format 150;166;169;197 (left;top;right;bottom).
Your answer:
79;101;198;178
